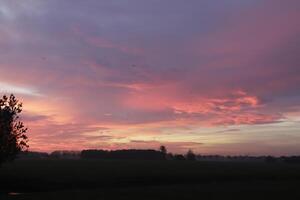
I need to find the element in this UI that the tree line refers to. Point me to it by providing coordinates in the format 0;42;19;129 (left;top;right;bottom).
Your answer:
17;147;197;161
18;150;300;164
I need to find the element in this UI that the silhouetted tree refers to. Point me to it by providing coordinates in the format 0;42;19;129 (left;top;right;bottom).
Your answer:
186;149;196;161
0;94;28;164
160;145;167;154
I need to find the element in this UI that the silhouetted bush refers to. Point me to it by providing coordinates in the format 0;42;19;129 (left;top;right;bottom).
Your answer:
18;151;49;159
174;154;186;161
50;151;80;159
265;156;277;163
166;153;174;160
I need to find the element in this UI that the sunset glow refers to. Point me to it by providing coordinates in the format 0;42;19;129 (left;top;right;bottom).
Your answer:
1;0;300;155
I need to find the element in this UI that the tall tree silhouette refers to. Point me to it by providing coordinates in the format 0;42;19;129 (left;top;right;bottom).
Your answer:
160;145;167;154
0;94;28;164
160;145;167;159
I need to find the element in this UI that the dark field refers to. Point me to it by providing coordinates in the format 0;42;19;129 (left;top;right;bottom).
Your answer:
1;160;300;200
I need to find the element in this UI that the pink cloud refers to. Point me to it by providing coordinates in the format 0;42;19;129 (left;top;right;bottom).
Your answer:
1;0;300;155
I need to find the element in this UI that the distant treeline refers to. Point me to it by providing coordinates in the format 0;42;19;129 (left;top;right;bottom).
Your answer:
18;149;195;161
81;149;165;160
17;150;300;163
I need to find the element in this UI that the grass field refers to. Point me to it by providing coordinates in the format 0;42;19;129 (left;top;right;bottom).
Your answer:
1;159;300;199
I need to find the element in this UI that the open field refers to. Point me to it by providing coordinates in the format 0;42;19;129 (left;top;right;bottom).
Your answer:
1;159;300;199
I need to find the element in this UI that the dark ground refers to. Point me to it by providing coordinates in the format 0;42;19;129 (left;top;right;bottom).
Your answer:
1;159;300;199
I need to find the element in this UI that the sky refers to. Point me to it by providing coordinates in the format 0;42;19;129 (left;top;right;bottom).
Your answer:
0;0;300;155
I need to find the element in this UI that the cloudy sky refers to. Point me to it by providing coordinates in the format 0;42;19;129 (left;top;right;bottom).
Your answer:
1;0;300;155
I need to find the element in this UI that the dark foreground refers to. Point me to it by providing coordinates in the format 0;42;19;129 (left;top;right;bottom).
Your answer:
1;160;300;200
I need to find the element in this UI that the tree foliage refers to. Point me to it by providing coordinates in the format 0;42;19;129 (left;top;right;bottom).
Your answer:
186;149;196;161
0;94;28;164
